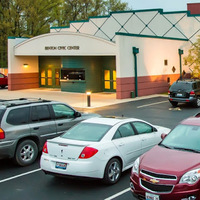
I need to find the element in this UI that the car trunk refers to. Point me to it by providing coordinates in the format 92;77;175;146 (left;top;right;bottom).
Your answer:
47;138;91;161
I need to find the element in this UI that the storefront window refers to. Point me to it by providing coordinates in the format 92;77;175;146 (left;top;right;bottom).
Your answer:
61;69;85;80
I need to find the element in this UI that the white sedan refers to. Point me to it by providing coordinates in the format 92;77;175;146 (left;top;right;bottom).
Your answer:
40;117;170;184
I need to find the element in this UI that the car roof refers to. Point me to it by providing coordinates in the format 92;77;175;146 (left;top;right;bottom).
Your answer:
181;117;200;126
173;79;200;84
80;117;144;126
0;98;51;108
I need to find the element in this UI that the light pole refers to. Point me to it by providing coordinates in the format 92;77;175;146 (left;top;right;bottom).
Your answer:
132;47;139;97
178;49;184;80
86;91;91;107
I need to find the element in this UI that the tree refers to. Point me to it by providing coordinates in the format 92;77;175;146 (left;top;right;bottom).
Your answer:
0;0;129;68
52;0;129;27
184;36;200;78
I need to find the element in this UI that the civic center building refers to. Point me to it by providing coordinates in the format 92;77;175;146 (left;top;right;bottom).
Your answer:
7;3;200;99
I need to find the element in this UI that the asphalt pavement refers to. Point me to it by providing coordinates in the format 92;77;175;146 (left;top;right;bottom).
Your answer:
0;88;167;109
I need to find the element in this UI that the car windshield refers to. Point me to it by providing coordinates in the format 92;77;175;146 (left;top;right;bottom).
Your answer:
170;82;192;91
160;124;200;152
61;122;111;142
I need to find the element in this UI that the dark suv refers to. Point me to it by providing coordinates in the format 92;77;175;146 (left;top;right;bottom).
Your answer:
168;79;200;107
0;98;100;166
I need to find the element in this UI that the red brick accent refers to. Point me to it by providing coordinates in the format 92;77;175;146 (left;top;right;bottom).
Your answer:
187;3;200;15
116;74;180;99
8;73;39;90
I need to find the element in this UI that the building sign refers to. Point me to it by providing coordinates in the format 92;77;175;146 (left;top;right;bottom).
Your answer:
45;46;80;50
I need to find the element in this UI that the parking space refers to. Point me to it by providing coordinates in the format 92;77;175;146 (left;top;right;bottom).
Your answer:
0;93;199;200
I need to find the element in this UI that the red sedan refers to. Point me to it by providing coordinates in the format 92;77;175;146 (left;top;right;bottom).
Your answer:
130;114;200;200
0;73;7;88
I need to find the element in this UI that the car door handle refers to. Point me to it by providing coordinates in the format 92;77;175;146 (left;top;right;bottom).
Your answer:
58;123;63;126
33;127;39;130
118;143;125;147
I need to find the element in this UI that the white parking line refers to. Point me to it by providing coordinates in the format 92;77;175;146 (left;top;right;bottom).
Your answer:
104;188;131;200
0;168;41;184
137;100;168;108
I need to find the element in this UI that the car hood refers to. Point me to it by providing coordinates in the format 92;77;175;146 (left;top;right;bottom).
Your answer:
140;145;200;178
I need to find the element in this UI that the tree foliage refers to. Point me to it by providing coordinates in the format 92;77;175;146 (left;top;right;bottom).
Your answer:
184;36;200;78
0;0;129;68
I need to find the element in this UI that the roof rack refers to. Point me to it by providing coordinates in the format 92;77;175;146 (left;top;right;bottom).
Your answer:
0;98;51;107
176;78;200;82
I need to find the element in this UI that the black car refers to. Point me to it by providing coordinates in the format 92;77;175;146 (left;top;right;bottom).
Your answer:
168;79;200;107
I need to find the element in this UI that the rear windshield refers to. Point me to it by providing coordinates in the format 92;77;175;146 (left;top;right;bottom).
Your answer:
61;122;111;142
0;108;6;124
170;82;193;90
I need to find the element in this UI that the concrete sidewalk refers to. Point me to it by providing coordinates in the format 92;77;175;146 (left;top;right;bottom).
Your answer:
0;88;167;109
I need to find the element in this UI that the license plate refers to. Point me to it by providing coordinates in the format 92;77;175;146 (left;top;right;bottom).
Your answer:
176;93;183;97
145;192;159;200
55;162;67;170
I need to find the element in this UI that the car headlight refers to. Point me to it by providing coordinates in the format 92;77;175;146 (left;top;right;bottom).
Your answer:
131;157;140;175
180;168;200;184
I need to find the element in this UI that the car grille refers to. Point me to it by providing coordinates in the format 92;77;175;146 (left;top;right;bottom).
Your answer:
141;169;177;180
140;179;173;193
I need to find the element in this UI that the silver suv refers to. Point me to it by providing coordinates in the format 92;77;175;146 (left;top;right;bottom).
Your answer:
0;98;100;166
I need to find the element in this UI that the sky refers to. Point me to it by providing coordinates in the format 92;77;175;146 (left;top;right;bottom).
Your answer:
121;0;200;12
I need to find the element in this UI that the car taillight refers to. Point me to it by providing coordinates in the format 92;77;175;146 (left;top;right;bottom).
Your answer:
0;128;5;139
79;147;98;159
190;91;195;95
42;142;48;154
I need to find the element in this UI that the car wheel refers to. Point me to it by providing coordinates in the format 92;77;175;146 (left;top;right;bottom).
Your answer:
1;85;5;89
14;140;38;166
170;101;178;107
103;158;121;185
193;97;200;108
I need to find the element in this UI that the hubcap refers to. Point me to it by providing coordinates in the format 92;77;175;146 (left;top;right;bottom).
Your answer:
108;161;120;182
20;144;34;161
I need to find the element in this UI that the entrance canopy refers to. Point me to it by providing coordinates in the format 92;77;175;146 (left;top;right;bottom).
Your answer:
14;32;116;56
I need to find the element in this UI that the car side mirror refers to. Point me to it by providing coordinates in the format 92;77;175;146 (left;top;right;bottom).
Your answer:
161;133;167;140
74;111;81;118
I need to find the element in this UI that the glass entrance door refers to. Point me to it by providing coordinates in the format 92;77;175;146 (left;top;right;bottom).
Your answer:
40;68;60;88
104;70;116;92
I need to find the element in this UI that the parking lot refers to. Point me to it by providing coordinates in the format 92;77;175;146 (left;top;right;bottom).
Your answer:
0;89;199;200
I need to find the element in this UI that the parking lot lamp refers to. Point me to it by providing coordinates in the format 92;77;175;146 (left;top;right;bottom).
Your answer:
86;91;91;107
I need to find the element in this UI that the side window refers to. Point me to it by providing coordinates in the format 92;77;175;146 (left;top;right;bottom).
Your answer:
52;104;75;119
193;83;197;90
7;107;30;125
0;74;4;78
132;122;154;134
112;130;122;140
118;123;135;138
31;105;51;122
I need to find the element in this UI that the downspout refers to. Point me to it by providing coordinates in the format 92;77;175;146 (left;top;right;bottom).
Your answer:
178;49;184;80
132;47;139;97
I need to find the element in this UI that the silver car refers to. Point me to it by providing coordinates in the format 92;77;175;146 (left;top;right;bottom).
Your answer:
0;98;100;166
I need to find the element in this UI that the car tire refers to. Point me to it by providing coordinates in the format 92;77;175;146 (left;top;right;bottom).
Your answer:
193;97;200;108
14;140;38;166
1;85;6;89
103;158;121;185
170;101;178;107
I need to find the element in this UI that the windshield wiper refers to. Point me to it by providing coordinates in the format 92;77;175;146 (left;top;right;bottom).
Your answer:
173;147;200;153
